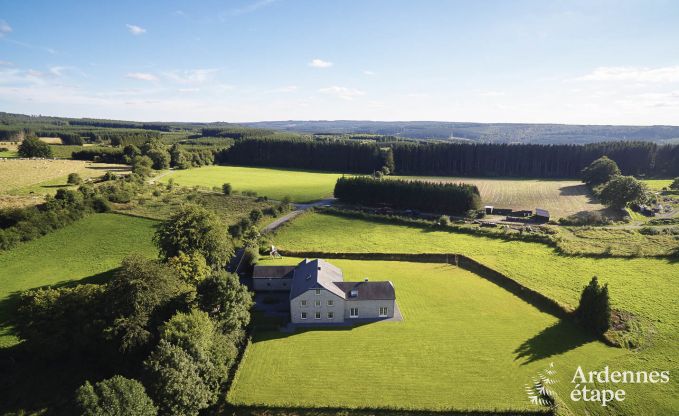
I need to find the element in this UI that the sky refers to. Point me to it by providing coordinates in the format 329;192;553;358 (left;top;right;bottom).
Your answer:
1;0;679;125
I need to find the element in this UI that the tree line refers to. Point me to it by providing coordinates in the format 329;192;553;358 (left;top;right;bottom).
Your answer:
390;141;679;178
215;138;394;174
334;177;481;215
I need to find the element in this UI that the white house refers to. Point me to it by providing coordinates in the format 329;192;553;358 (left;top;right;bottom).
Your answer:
252;259;396;325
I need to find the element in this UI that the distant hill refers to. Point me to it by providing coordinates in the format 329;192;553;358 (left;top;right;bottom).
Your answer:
241;120;679;145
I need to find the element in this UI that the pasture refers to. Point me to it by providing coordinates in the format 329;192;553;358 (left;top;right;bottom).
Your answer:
0;159;128;196
643;179;673;190
395;176;607;219
159;165;344;202
0;213;157;348
229;259;621;412
268;212;679;415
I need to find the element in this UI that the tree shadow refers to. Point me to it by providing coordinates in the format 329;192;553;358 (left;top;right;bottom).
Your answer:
514;319;596;365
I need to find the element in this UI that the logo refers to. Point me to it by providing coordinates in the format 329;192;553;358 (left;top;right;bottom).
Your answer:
525;362;559;407
570;366;670;407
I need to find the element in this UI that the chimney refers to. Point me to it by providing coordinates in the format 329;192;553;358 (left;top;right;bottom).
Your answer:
364;278;369;282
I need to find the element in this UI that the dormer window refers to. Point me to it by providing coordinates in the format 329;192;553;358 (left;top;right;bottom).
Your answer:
350;289;358;297
315;289;321;295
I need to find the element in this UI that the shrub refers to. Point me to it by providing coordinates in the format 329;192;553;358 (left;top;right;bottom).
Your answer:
18;136;53;158
670;177;679;190
249;208;263;223
76;375;157;416
438;215;451;226
575;276;611;336
222;183;232;195
67;172;82;185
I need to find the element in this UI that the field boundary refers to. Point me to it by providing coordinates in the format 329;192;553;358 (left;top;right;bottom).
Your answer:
278;250;572;319
220;404;552;416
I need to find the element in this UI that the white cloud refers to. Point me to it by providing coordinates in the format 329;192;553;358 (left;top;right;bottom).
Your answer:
126;72;158;81
0;19;11;37
309;58;333;68
126;24;146;35
578;66;679;83
479;90;506;97
319;86;365;100
164;69;218;84
363;70;375;76
0;60;13;66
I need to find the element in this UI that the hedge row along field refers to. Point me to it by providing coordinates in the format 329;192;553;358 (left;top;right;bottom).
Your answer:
334;176;481;214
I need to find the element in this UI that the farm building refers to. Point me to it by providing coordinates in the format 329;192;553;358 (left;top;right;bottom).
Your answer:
253;259;397;325
535;208;550;221
252;265;295;291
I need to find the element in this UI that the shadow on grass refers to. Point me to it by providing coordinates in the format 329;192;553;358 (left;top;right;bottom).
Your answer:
514;320;595;365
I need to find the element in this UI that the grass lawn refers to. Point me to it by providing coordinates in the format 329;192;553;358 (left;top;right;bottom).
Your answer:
230;259;622;412
267;212;679;415
0;213;158;348
394;176;608;219
642;179;673;190
159;165;345;203
0;150;17;158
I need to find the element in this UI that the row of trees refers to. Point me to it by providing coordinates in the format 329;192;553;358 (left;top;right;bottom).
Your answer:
390;141;679;178
334;177;481;215
215;138;394;174
15;204;252;416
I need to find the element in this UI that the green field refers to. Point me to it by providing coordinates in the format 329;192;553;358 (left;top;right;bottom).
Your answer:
230;259;621;412
642;179;673;190
0;213;158;347
160;166;344;202
265;212;679;415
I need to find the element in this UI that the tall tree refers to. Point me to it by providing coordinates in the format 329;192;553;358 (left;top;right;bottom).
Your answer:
18;136;53;158
575;277;611;335
581;156;621;187
76;376;157;416
598;175;647;209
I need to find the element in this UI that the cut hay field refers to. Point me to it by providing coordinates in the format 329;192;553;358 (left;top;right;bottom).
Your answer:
160;165;344;203
267;212;679;415
0;213;157;348
395;176;608;219
230;259;622;412
0;159;128;196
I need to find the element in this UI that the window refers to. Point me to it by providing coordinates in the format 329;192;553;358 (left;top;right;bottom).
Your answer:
328;312;334;319
267;282;271;287
300;300;307;307
315;289;321;295
379;307;388;317
301;312;307;320
327;300;334;306
350;308;359;318
315;300;321;307
350;289;358;298
315;312;321;319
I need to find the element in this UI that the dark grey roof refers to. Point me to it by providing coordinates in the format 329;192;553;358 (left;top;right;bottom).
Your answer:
289;259;345;300
334;281;395;301
252;265;295;279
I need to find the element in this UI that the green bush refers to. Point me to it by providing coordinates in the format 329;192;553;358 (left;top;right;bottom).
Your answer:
67;172;82;185
76;375;157;416
18;136;53;158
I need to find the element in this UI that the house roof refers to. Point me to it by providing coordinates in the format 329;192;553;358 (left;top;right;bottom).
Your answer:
252;265;295;279
334;281;396;301
289;259;346;300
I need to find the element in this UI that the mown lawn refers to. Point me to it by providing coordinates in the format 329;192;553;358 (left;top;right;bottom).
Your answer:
0;213;158;348
267;212;679;415
159;165;345;202
229;259;622;412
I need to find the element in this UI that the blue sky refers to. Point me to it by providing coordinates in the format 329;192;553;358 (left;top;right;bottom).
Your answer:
1;0;678;124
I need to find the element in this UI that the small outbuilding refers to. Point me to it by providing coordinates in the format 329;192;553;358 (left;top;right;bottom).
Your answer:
535;208;550;221
252;265;295;291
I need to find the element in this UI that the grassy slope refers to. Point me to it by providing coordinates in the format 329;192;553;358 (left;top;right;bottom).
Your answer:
230;259;621;412
642;179;673;190
160;166;344;202
0;213;158;348
268;213;679;415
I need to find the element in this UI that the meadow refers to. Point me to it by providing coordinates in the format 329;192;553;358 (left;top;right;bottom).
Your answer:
642;179;673;190
160;165;344;202
229;259;622;412
0;213;157;348
395;176;608;219
266;212;679;415
0;159;128;196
